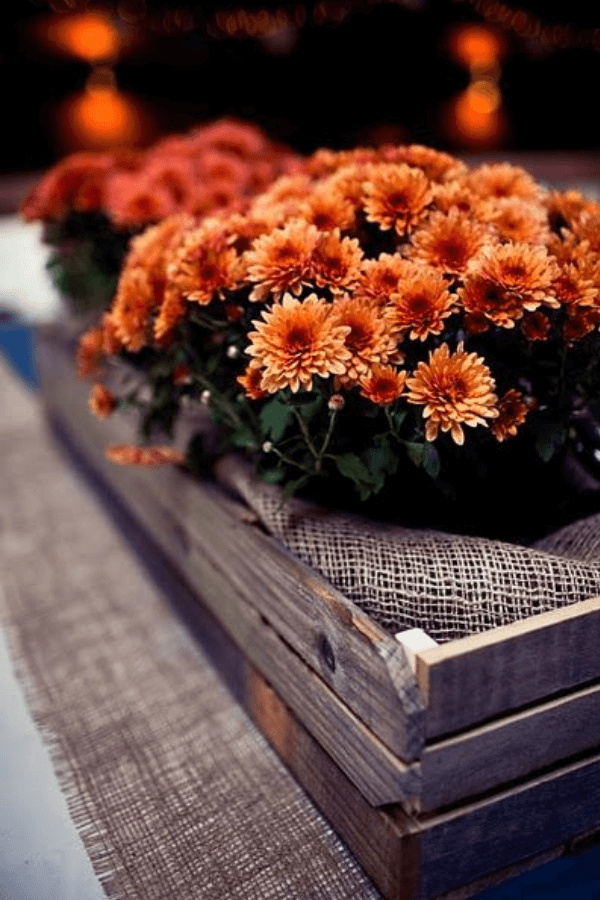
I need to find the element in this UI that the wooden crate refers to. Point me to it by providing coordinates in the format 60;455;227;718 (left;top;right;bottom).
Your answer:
36;323;600;900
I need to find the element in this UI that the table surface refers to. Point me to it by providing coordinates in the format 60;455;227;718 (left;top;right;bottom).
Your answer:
3;192;600;899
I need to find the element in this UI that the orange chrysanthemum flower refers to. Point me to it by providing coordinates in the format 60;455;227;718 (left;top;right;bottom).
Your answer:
406;343;498;444
246;293;351;393
330;295;394;381
245;220;319;302
467;163;541;203
521;310;550;341
363;163;432;236
432;181;482;216
460;243;559;328
384;266;456;341
357;253;412;306
480;197;549;245
20;152;115;221
105;444;186;466
359;365;407;405
76;325;105;380
408;208;491;276
101;313;123;356
89;384;117;419
571;211;600;255
237;359;269;399
380;145;466;182
544;190;600;234
299;185;356;232
166;219;241;308
551;263;598;310
309;230;363;294
491;389;530;441
111;215;190;351
563;307;600;342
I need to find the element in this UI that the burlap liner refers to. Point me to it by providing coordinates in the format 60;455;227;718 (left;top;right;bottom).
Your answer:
0;361;379;900
215;455;600;644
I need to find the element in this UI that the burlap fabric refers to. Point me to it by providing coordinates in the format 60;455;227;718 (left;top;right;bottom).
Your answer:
0;359;380;900
216;456;600;644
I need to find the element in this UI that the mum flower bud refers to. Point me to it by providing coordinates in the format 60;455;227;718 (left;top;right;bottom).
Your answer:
200;389;211;405
328;393;345;411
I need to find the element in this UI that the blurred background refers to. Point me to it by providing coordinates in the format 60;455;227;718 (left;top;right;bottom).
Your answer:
1;0;599;179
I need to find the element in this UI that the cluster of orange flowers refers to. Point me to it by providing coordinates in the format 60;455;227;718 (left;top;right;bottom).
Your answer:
79;143;600;460
21;119;300;230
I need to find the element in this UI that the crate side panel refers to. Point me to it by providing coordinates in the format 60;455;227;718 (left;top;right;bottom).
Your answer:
418;599;600;739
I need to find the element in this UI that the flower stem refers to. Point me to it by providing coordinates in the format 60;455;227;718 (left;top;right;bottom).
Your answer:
315;410;337;474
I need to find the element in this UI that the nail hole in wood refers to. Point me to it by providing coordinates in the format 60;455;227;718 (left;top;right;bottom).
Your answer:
319;635;335;672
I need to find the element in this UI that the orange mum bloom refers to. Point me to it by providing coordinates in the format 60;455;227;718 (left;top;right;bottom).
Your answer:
111;215;190;351
467;163;541;203
480;197;549;245
357;253;412;306
20;151;115;221
432;181;482;216
460;243;559;328
379;145;466;182
89;384;117;419
245;220;319;302
491;389;530;441
105;444;186;466
299;185;356;232
330;294;394;381
521;311;550;341
544;190;600;233
166;219;241;308
571;211;600;255
237;359;269;400
363;163;432;236
408;208;491;277
309;230;363;294
246;293;351;393
406;343;498;444
551;263;598;310
76;325;105;380
360;365;407;405
384;266;456;341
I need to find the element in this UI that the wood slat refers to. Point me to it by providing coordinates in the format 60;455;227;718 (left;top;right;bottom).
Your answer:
416;598;600;739
420;678;600;811
36;325;426;764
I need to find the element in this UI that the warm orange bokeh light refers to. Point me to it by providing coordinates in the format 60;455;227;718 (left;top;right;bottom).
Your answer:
46;13;120;62
63;87;143;148
448;24;505;71
445;83;508;148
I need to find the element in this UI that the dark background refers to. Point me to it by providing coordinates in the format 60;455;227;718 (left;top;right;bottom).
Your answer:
1;0;600;173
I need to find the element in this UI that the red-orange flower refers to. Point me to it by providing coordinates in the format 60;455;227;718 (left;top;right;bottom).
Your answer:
467;163;541;203
491;389;530;441
544;190;600;234
384;266;456;341
245;220;319;302
299;185;356;232
360;365;407;405
406;343;498;444
89;384;117;419
76;325;105;380
236;360;269;399
521;311;550;341
459;243;559;328
105;444;186;466
166;219;241;307
330;295;394;380
408;208;491;277
363;163;432;235
379;144;466;182
480;197;549;245
309;230;363;294
246;293;351;393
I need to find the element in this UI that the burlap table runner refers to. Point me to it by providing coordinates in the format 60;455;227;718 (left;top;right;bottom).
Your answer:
0;357;380;900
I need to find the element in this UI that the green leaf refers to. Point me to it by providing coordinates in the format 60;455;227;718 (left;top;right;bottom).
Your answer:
404;441;425;467
363;444;399;495
422;443;441;479
259;398;293;443
335;453;374;487
278;475;311;507
534;422;566;462
260;466;286;484
230;428;258;450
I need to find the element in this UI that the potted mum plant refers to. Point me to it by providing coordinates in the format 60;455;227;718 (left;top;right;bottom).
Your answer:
76;143;600;550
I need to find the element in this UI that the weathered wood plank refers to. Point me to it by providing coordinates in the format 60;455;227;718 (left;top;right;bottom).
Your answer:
416;748;600;898
417;597;600;739
37;324;426;763
420;678;600;811
183;533;422;807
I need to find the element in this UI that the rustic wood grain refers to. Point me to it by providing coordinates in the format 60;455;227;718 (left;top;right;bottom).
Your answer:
416;597;600;739
420;678;600;811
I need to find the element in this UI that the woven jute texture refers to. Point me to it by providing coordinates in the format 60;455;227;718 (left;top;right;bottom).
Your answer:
0;360;380;900
216;456;600;644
